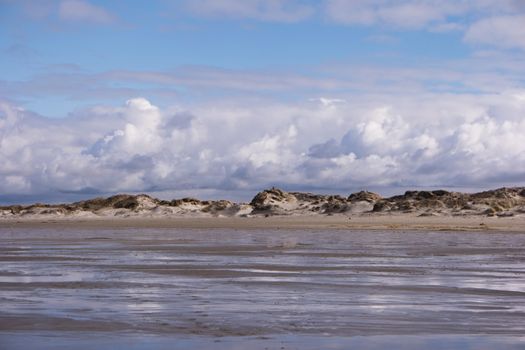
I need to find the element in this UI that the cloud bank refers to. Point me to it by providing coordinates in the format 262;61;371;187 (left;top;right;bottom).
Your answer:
2;92;525;200
2;1;525;202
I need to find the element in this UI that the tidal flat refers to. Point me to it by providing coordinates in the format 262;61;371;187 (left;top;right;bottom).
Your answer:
1;227;524;349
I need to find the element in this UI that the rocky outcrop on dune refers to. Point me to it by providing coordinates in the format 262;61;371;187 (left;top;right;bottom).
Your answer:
348;190;382;203
250;187;300;214
250;188;376;215
1;187;524;219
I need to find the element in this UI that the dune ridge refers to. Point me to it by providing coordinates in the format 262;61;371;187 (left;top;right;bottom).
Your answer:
2;187;525;220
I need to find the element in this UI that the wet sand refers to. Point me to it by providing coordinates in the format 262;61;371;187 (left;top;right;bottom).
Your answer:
1;226;524;349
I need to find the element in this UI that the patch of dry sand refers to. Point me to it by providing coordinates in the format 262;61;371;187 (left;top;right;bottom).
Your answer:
1;214;524;232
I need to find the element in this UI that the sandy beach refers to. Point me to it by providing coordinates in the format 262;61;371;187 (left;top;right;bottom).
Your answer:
1;214;524;232
1;185;524;349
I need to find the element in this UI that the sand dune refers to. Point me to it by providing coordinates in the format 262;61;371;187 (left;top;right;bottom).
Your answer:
1;187;525;231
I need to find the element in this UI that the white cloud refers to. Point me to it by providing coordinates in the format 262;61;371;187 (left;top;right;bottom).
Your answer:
1;92;525;198
8;0;525;52
464;15;525;50
177;0;525;27
58;0;115;24
311;97;347;108
321;0;525;50
4;51;524;109
324;0;465;29
184;0;314;22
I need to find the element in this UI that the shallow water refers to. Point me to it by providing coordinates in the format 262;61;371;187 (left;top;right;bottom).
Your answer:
1;227;524;349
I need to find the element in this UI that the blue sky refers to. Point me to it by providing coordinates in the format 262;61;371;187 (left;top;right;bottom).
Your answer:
1;0;525;202
0;0;486;116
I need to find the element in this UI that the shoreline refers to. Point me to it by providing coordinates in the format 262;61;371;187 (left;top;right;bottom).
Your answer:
1;214;524;232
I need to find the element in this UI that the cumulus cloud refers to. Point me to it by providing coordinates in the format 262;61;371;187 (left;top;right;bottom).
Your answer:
58;0;115;24
1;92;525;199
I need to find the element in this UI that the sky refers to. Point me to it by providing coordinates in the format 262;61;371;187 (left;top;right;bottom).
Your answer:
1;0;525;203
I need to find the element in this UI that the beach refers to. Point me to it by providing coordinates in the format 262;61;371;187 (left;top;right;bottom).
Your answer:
1;222;524;349
1;213;525;232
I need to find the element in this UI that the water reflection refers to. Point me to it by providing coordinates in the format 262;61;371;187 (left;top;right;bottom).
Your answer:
0;228;524;347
